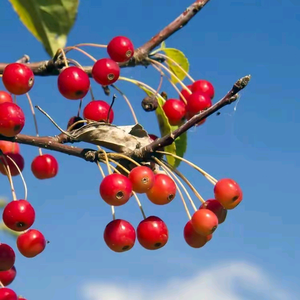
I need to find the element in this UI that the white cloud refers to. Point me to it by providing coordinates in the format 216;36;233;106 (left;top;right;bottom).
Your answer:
81;261;296;300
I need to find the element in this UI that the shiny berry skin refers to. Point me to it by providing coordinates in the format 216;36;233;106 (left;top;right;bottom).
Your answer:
0;266;16;286
191;209;218;236
92;58;120;86
100;173;133;206
200;199;227;224
18;298;27;300
0;288;17;300
0;102;25;137
0;141;20;155
0;244;15;271
0;153;25;177
146;174;176;205
0;91;13;105
17;229;46;258
186;92;212;118
31;154;58;180
83;100;114;123
148;134;158;141
162;99;186;126
128;166;155;194
214;178;243;209
57;66;90;100
191;79;215;99
107;36;134;63
137;216;168;250
2;63;34;95
103;219;136;252
67;116;85;130
179;85;192;102
2;200;35;232
184;220;212;248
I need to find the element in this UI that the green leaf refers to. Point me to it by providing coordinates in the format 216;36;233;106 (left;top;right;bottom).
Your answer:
8;0;79;57
138;85;187;167
0;198;8;208
160;41;166;49
161;48;189;84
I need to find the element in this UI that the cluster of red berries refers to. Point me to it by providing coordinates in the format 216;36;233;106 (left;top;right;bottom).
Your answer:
162;79;214;126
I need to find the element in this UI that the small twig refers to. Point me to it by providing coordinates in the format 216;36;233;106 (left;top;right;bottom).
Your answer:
107;94;117;123
16;55;30;64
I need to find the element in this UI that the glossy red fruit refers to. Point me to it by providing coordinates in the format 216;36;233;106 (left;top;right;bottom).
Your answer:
146;174;176;205
0;288;17;300
92;58;120;86
192;79;215;99
0;102;25;137
2;200;35;232
191;209;218;236
67;116;85;130
200;199;227;224
0;244;15;271
148;134;158;141
162;99;186;126
103;219;136;252
100;173;133;206
83;100;114;123
57;66;90;100
0;91;13;105
0;153;25;177
107;36;134;63
31;154;58;180
0;141;20;155
137;216;168;250
17;229;46;258
0;266;16;286
186;91;212;118
128;166;155;194
179;85;192;102
18;298;27;300
2;63;34;95
184;220;212;248
214;178;243;209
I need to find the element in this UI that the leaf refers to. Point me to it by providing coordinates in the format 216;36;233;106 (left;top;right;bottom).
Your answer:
8;0;79;57
162;48;189;84
0;198;8;208
160;41;166;49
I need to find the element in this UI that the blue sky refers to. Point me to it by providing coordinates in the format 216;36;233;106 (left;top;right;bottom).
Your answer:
0;0;299;299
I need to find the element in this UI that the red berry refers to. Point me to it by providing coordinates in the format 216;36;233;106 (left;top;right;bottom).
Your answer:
107;36;134;63
100;173;133;206
0;102;25;137
128;166;155;194
0;153;25;177
162;99;186;126
200;199;227;224
103;219;136;252
16;229;46;258
0;244;15;271
184;220;212;248
92;58;120;86
0;266;16;286
67;116;85;130
2;200;35;232
192;80;215;99
214;178;243;209
31;154;58;180
148;134;158;141
0;288;17;300
0;91;13;105
18;298;27;300
179;85;192;102
57;66;90;100
83;100;114;123
0;141;20;155
191;209;218;236
137;216;168;250
2;63;34;95
146;174;176;205
186;91;212;119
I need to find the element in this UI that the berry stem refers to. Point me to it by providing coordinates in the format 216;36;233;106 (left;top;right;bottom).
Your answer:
98;148;112;175
107;153;141;167
106;158;130;174
63;46;97;63
0;280;4;288
67;119;87;132
111;206;116;220
107;94;116;124
55;48;69;67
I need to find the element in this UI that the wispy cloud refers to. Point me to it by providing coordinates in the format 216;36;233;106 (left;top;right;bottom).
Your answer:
81;261;296;300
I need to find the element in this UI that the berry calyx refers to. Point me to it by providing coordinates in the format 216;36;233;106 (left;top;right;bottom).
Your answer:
83;100;114;123
200;199;227;224
57;66;90;100
16;229;47;258
0;91;13;105
92;58;120;86
137;216;168;250
0;153;25;177
191;79;215;99
128;166;155;193
0;102;25;137
191;209;218;236
0;141;20;155
2;63;34;95
179;85;192;102
162;99;186;126
31;154;59;180
67;116;85;130
2;200;35;232
100;173;133;206
146;174;176;205
103;219;136;252
0;287;17;300
184;220;212;248
0;244;15;271
0;266;16;286
107;36;134;63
